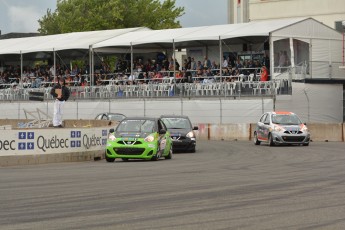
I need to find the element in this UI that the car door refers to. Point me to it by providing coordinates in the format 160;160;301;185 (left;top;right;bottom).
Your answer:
261;113;271;141
257;113;268;141
158;119;170;155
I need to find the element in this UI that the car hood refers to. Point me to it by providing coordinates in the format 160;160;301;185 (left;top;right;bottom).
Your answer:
115;131;151;138
279;124;303;133
167;128;191;136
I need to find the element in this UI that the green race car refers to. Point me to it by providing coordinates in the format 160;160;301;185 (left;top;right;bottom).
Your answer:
105;117;173;162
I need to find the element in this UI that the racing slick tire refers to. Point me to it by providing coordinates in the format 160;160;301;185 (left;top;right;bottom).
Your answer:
268;134;275;146
253;132;261;145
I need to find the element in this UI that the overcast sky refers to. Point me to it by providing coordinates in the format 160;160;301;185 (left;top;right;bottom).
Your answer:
0;0;228;34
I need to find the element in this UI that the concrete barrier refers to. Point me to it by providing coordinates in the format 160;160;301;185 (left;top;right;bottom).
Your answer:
1;120;344;166
0;119;114;167
0;119;114;129
307;123;344;142
196;123;344;142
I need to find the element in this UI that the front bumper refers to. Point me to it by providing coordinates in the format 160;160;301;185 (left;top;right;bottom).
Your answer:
271;131;310;145
106;141;158;159
171;137;196;151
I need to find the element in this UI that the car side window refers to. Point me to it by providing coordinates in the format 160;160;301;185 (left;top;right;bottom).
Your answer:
260;114;267;123
264;114;271;124
158;120;166;131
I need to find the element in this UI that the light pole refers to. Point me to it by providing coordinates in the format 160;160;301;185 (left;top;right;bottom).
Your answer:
342;21;345;66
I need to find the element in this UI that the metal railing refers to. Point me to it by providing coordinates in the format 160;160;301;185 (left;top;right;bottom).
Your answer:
0;80;290;102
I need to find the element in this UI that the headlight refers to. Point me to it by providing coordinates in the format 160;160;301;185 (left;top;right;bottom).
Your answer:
186;131;194;138
273;125;284;132
144;134;155;142
301;125;308;132
108;133;116;141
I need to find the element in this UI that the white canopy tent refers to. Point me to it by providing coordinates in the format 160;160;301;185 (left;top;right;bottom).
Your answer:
0;27;149;85
92;17;343;80
0;17;343;82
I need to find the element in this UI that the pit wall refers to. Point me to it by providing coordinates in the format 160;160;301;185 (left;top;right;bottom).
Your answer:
1;121;344;167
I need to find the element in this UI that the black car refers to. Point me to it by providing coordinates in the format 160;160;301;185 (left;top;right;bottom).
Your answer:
160;115;198;152
95;113;126;122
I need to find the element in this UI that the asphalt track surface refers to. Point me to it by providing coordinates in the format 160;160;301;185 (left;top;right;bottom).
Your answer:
1;140;345;230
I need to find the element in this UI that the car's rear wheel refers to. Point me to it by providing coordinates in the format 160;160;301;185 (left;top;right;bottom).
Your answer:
268;134;275;146
253;132;261;145
165;147;173;159
105;153;115;162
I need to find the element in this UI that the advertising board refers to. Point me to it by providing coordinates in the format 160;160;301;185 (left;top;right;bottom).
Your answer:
0;127;108;156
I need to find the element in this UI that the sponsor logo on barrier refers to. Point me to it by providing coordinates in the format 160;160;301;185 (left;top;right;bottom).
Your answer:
0;140;16;150
37;135;69;152
18;132;35;151
0;129;106;153
70;131;82;148
83;134;103;149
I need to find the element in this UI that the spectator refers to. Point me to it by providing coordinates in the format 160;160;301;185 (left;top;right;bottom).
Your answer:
50;77;70;128
260;66;269;81
222;56;228;69
203;56;211;69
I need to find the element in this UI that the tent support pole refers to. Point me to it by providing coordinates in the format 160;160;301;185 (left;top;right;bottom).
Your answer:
269;33;274;81
289;37;295;80
89;45;92;85
173;39;176;84
20;51;23;87
130;42;133;78
91;47;95;86
219;36;222;80
53;49;56;80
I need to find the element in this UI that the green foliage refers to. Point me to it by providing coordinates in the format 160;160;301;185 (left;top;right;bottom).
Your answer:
71;59;85;70
38;0;184;35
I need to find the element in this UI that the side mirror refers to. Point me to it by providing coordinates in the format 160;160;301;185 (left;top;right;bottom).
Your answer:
159;129;166;135
109;128;115;133
193;126;199;130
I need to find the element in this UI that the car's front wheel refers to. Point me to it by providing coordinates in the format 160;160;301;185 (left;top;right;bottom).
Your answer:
151;148;161;161
105;152;115;162
268;133;275;146
253;132;261;145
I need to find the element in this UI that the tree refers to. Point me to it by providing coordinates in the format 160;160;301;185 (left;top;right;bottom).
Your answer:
38;0;185;35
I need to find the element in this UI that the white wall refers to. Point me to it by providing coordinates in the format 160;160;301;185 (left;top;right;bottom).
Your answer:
248;0;345;29
0;83;343;123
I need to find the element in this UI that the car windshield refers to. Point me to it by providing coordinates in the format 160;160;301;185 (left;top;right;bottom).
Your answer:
116;120;155;133
161;118;191;129
271;114;302;125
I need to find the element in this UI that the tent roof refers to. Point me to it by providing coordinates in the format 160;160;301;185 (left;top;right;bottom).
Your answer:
0;17;342;55
0;27;149;55
93;18;311;50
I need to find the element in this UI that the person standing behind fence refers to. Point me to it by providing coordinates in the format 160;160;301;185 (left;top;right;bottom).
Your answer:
50;77;70;128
